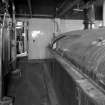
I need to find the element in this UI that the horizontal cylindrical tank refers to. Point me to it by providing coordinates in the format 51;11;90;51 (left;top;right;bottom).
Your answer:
52;28;105;88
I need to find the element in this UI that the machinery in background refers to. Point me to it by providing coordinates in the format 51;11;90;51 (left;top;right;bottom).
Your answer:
16;20;29;55
16;21;25;54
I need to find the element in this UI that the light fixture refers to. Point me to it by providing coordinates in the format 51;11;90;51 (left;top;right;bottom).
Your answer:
16;26;22;29
31;30;41;42
16;21;23;27
73;4;83;12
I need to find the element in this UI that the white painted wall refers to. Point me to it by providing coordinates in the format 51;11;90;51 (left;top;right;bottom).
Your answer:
28;18;54;59
60;19;84;33
27;18;102;59
28;18;84;59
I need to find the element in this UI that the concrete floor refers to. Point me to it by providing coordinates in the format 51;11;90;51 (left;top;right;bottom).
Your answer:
7;59;60;105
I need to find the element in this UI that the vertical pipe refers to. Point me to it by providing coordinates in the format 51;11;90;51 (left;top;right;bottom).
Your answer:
0;13;6;99
88;3;95;29
26;21;29;54
103;0;105;26
11;2;17;72
83;8;89;30
0;17;3;99
83;2;95;30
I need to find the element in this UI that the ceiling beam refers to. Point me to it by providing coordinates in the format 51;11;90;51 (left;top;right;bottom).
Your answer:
27;0;32;17
57;0;82;17
15;14;54;18
57;0;68;12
